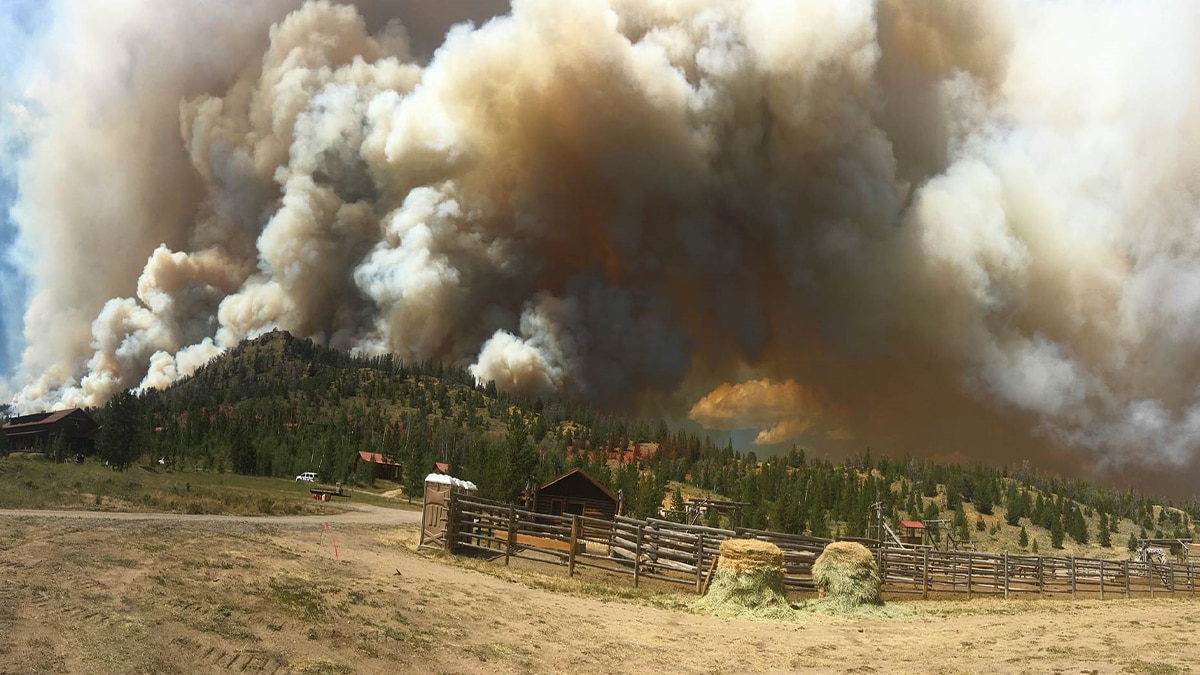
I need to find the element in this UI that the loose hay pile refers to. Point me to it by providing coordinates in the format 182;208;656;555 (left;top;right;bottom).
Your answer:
692;539;796;620
811;541;884;610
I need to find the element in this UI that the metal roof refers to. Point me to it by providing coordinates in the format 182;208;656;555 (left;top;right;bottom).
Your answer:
356;451;399;466
899;520;926;529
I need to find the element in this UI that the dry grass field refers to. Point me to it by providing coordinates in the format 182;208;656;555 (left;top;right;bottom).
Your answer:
2;508;1199;675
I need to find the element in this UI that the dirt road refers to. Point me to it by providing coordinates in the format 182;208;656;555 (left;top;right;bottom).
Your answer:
0;511;1197;674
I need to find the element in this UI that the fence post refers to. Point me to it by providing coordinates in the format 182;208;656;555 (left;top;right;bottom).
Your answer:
1037;557;1044;597
1191;562;1196;597
1149;557;1155;598
445;490;457;553
1070;557;1076;599
505;503;516;566
1170;562;1176;597
1002;551;1009;599
922;549;930;600
1123;560;1130;598
634;523;643;588
695;534;705;594
1099;560;1104;600
966;552;973;599
568;515;580;577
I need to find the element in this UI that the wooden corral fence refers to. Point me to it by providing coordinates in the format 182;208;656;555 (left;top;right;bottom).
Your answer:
438;495;1200;600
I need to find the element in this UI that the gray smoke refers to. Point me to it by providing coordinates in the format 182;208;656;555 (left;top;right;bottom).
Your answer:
8;0;1200;479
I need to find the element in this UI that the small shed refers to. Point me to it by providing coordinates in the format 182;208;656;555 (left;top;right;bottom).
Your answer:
535;468;618;521
900;520;926;547
355;451;401;481
2;408;100;455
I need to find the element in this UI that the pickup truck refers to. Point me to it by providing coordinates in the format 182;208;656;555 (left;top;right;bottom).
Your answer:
295;472;318;482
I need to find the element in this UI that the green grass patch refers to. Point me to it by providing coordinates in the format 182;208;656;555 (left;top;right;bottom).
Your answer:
0;455;365;515
265;576;327;620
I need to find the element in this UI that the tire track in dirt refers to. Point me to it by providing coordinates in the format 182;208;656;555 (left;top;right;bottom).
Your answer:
172;637;291;675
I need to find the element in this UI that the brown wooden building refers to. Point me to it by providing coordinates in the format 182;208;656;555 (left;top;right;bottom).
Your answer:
354;451;401;481
534;468;618;521
2;408;100;455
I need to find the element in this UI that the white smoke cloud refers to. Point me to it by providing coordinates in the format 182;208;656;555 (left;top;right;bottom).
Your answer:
8;0;1200;478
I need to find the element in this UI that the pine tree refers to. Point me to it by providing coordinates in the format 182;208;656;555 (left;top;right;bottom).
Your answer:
668;487;685;523
1032;538;1039;553
1127;532;1139;552
975;515;986;532
1004;482;1022;525
1018;525;1029;549
1051;514;1065;549
98;391;146;471
1098;513;1112;547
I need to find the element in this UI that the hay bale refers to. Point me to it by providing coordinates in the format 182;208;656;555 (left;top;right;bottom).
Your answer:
811;541;883;609
715;538;784;574
693;539;795;621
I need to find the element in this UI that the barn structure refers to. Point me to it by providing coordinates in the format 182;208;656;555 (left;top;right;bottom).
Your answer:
532;468;619;522
2;408;100;455
354;451;401;480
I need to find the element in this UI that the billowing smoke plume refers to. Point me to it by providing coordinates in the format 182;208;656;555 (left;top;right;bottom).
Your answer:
9;0;1200;478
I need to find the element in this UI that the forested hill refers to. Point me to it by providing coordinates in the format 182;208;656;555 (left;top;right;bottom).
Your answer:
47;330;1200;557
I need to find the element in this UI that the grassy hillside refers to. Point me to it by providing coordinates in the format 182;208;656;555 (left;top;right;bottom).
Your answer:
10;330;1197;559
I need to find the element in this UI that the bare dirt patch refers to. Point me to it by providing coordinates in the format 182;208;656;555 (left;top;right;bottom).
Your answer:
1;512;1198;674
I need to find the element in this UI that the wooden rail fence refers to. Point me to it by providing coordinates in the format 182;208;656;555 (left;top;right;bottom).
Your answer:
439;495;1200;600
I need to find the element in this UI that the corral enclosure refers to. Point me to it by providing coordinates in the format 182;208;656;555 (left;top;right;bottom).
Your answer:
434;494;1200;600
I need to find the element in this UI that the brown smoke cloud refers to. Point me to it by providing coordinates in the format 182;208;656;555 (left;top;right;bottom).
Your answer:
10;0;1200;487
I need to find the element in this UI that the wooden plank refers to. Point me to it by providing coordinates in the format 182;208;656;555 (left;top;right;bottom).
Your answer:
514;533;578;553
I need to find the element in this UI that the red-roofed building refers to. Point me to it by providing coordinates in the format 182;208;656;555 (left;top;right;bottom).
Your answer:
899;520;926;547
2;408;100;455
354;451;401;481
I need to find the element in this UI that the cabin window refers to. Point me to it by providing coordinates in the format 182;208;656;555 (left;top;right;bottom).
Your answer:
565;502;585;516
550;499;564;515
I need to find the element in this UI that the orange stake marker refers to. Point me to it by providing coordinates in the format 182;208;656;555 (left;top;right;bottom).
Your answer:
324;522;340;562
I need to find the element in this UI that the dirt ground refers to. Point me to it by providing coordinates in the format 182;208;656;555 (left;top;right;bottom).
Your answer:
0;507;1196;675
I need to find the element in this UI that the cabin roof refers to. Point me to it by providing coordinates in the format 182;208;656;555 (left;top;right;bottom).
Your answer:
900;520;925;529
2;408;99;435
539;468;618;504
356;451;399;466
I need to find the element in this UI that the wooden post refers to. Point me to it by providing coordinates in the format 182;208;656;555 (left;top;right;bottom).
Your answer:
568;515;580;577
1149;557;1155;598
1002;551;1009;600
1037;557;1044;597
1070;557;1076;599
1099;560;1104;600
922;549;930;600
694;534;705;594
445;490;457;553
1169;562;1176;597
504;503;516;566
633;524;643;588
1123;560;1130;598
966;552;973;599
1191;562;1195;597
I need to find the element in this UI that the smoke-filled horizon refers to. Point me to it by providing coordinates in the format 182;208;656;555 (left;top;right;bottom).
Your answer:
6;0;1200;488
